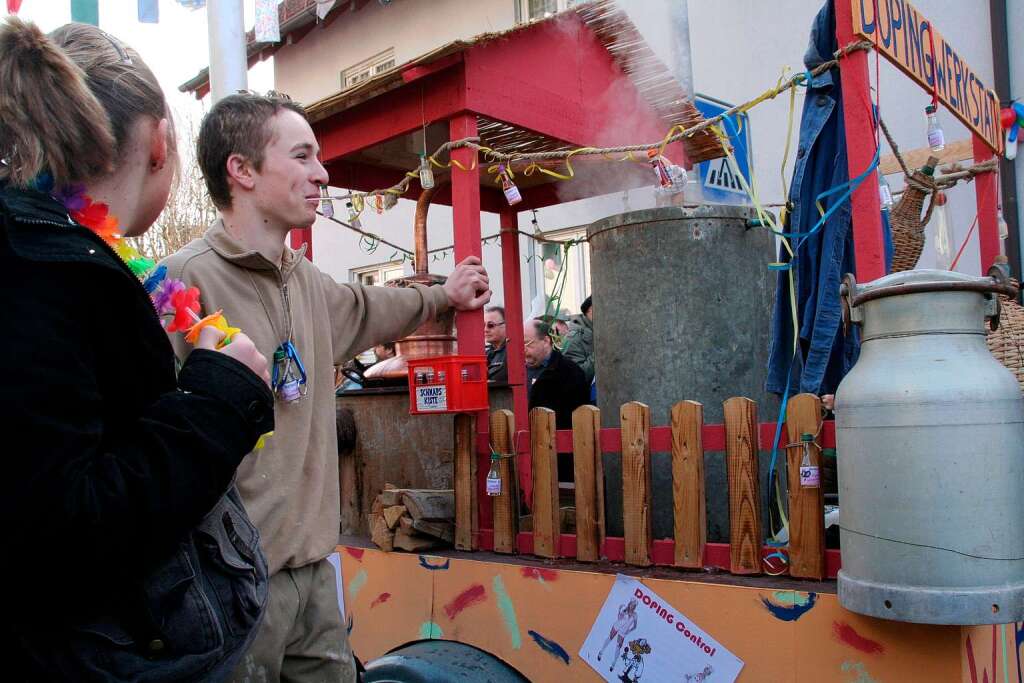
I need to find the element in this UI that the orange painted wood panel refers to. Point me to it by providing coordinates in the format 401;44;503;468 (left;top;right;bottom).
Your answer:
339;545;966;682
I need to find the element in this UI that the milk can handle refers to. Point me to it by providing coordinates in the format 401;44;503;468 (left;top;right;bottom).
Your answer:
840;268;1019;334
840;273;859;337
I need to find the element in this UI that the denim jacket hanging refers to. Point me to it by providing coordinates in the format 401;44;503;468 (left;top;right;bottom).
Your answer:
766;0;891;396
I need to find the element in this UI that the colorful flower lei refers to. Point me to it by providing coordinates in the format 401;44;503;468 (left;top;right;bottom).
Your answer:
38;175;240;344
36;174;269;448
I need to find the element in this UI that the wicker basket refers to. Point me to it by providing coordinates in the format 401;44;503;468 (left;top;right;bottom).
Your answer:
987;293;1024;394
889;167;937;272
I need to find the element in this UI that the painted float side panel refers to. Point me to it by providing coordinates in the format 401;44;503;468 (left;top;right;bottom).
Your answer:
338;545;980;682
338;547;436;648
960;622;1023;683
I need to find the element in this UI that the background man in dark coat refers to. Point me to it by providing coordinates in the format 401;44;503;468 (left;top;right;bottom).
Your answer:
524;319;590;429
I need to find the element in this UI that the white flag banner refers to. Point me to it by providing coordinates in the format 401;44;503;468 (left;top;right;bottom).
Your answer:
254;0;280;42
316;0;336;20
579;575;744;683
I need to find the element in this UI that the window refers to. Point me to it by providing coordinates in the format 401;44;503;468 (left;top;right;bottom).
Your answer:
341;49;396;90
351;260;405;287
518;0;578;22
536;226;590;319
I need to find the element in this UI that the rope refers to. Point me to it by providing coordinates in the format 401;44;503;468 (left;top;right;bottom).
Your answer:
339;40;874;212
879;114;998;195
902;158;999;194
319;208;590;265
878;117;911;178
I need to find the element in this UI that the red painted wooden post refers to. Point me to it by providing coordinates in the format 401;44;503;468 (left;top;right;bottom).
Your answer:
972;135;1001;271
449;114;489;530
835;0;886;282
290;228;313;261
499;209;533;508
449;114;485;358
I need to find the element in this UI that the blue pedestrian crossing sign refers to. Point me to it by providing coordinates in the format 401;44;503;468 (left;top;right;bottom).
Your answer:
694;94;752;204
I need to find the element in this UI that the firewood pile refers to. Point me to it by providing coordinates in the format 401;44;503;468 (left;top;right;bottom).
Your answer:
369;484;455;552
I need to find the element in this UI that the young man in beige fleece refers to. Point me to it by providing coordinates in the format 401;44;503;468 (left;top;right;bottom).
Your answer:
161;92;490;682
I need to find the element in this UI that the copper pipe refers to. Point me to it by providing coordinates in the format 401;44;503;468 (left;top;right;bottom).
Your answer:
414;185;438;275
379;182;455;378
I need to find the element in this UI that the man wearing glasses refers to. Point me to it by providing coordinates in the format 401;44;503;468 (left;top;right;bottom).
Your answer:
485;305;508;382
523;319;590;430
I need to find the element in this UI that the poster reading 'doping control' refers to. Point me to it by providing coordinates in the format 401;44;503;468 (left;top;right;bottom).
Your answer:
579;575;744;683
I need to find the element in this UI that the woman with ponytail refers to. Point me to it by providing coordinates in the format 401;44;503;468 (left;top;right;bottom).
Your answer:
0;18;274;681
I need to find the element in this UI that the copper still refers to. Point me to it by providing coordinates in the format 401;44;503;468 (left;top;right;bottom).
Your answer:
379;186;456;378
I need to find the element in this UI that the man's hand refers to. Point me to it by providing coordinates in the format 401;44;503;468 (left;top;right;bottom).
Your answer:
197;327;271;386
443;256;492;311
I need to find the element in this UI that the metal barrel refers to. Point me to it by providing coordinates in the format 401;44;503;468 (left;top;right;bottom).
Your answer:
587;205;776;540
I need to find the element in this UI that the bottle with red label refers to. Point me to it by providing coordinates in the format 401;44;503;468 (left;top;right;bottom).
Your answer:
647;149;673;188
499;165;522;206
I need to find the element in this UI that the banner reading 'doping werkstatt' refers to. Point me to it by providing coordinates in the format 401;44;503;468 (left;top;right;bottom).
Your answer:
851;0;1002;153
579;575;744;683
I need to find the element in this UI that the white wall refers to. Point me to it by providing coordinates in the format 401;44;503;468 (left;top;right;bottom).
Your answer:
284;0;1005;311
275;0;515;105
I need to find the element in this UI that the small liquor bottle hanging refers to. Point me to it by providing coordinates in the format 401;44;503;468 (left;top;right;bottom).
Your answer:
647;149;673;188
419;154;435;190
798;433;820;488
878;174;894;212
318;185;334;219
346;200;362;229
486;452;502;496
499;165;522;206
933;191;953;270
925;104;945;152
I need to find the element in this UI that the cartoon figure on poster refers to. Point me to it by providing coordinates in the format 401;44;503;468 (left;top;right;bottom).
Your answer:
684;664;714;682
597;598;639;667
580;575;744;683
615;637;652;682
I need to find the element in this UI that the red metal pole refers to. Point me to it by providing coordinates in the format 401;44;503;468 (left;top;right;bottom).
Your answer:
499;209;532;506
449;114;485;357
972;135;1001;271
835;0;886;282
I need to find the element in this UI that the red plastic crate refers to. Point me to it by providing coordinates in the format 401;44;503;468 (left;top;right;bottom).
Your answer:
407;355;489;414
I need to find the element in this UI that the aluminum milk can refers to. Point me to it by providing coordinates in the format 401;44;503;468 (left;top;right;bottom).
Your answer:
835;267;1024;624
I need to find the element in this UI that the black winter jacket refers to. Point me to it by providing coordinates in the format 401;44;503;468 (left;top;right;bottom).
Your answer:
528;348;591;429
0;186;275;680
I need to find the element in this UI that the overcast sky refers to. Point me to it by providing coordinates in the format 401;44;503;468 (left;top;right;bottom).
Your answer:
5;0;274;122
